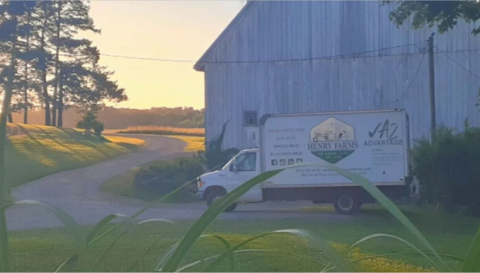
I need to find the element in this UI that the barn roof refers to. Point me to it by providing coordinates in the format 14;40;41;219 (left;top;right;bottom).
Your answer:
193;1;258;71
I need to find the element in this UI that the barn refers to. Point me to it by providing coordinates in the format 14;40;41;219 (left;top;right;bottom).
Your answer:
194;1;480;150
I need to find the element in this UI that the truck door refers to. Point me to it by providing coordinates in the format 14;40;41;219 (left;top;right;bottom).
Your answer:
227;151;263;202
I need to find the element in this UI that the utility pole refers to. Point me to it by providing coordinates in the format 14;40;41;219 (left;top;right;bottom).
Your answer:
428;33;436;141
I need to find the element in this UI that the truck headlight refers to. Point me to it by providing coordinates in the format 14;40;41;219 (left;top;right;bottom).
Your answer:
197;177;204;189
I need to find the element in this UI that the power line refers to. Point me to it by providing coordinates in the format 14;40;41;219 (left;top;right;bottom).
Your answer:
54;42;423;64
100;53;196;63
379;50;427;105
434;46;480;80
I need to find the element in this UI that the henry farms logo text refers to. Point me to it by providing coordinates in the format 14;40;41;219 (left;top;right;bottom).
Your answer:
308;117;358;164
307;117;404;164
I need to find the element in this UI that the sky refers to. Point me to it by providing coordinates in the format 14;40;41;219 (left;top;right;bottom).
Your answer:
85;1;243;110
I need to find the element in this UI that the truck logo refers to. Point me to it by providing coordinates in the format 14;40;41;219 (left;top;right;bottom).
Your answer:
308;117;358;164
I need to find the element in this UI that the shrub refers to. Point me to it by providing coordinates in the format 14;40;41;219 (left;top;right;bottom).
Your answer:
196;119;239;170
93;121;104;137
134;157;204;200
178;119;196;128
412;122;480;214
76;106;101;136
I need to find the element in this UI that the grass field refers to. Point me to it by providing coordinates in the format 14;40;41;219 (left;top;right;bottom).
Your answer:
167;135;205;152
119;126;205;137
6;205;478;272
5;123;145;188
101;135;205;201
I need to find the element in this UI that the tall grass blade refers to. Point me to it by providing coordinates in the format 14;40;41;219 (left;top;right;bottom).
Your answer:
2;200;86;270
350;233;439;269
132;178;196;219
154;241;180;271
92;229;129;271
154;234;235;272
127;235;169;272
0;208;8;272
85;214;119;245
207;235;235;272
55;255;78;273
201;229;349;272
136;218;176;226
461;226;480;272
89;180;192;246
160;170;282;272
90;214;141;271
325;164;449;271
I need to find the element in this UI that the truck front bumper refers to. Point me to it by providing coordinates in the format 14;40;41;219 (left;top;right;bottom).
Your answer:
196;190;205;200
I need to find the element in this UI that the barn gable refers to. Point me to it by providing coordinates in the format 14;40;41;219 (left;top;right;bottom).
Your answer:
194;1;259;71
195;1;480;71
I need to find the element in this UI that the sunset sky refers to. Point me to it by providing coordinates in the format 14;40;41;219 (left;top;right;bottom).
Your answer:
85;1;243;110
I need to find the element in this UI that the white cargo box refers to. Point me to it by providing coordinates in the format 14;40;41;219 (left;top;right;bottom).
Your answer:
260;109;410;187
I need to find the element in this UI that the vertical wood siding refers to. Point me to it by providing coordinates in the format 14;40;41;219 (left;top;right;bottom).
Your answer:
201;1;480;150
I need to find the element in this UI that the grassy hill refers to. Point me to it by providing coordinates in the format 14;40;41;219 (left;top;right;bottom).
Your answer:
5;123;145;188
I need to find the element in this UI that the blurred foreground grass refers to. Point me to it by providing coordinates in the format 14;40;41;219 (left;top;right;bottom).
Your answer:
8;205;478;272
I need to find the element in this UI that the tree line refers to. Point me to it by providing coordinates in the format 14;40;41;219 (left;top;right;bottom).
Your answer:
0;0;127;128
10;106;205;129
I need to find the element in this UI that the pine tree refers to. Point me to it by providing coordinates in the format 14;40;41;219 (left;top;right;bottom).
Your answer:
0;2;36;270
50;0;99;126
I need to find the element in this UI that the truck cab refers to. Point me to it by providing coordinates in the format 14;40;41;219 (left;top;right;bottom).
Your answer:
197;149;263;211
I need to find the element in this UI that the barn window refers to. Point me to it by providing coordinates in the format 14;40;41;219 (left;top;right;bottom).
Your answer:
244;111;258;126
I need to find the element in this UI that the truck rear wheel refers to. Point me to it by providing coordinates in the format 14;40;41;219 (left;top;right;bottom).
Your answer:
206;189;237;212
333;192;361;215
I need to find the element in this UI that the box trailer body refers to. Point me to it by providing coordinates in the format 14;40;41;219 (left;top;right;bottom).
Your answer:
197;109;412;214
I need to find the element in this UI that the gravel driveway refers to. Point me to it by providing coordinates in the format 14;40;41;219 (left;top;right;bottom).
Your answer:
7;134;344;231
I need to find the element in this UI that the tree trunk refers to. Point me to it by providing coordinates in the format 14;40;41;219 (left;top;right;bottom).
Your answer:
23;10;31;124
0;15;18;272
40;14;51;126
51;1;62;127
57;71;64;127
7;114;12;123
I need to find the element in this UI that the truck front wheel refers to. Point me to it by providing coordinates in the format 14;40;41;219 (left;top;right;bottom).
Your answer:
333;192;361;215
206;189;237;212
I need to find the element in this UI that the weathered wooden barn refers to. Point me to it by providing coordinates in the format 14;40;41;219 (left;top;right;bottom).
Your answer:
194;1;480;150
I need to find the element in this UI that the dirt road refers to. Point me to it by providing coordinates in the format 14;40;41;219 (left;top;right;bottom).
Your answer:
7;134;342;231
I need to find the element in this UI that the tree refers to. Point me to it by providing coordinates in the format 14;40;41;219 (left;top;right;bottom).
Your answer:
387;1;480;35
49;0;100;126
33;0;55;125
76;104;102;136
0;1;36;270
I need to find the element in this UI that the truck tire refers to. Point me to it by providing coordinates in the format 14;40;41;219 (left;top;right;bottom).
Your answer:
333;192;361;215
206;189;237;212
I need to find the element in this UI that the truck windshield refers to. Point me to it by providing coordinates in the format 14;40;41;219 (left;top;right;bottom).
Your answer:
222;157;236;170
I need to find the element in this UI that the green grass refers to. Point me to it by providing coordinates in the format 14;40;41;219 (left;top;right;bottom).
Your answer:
5;123;145;187
6;206;478;272
167;135;205;152
118;126;205;137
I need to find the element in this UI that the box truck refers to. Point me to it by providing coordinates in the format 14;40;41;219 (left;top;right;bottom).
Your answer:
196;109;413;214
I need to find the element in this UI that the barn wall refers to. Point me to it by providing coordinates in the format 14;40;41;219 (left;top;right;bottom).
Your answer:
203;1;480;63
205;51;480;150
202;1;480;150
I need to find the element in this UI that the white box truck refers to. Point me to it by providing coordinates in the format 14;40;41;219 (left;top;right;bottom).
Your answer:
196;109;413;214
